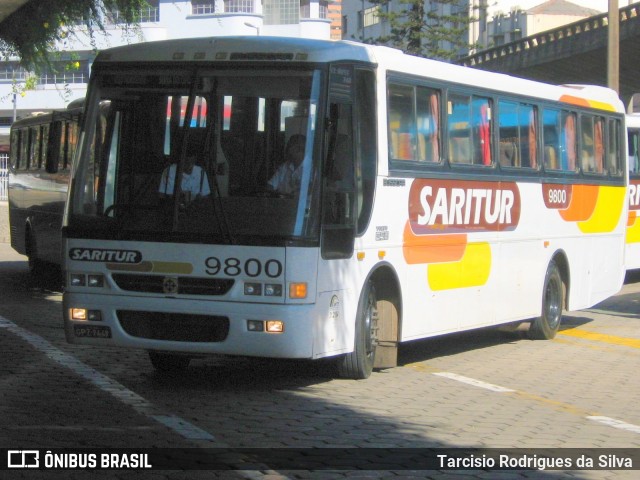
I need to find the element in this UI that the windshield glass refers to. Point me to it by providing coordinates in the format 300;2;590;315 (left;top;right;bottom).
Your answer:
68;67;322;244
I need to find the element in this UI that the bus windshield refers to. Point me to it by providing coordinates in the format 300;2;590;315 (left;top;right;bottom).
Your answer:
68;67;322;244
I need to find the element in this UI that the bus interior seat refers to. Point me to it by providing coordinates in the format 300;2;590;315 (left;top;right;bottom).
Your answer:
499;141;517;167
449;137;470;164
544;146;558;170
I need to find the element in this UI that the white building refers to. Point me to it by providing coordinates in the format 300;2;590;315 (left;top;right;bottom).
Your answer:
0;0;332;148
486;0;602;48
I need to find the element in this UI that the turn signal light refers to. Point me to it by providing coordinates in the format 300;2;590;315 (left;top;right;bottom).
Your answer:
289;282;307;299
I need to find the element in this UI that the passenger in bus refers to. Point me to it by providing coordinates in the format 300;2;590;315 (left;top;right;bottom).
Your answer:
267;134;306;195
158;152;211;205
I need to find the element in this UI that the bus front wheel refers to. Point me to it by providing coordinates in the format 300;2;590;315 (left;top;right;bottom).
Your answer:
529;262;563;340
337;281;378;379
148;351;190;372
26;229;45;276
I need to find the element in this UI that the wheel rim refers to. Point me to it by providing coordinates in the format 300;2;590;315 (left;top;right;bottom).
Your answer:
544;276;561;330
363;291;378;358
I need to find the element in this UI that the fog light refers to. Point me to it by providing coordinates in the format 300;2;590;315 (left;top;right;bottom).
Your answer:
266;320;284;333
264;284;282;297
69;274;86;287
247;320;264;332
88;274;104;287
87;310;102;322
70;308;88;321
289;282;307;299
244;282;262;296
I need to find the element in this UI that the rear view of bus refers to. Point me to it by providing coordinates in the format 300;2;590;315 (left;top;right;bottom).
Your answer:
63;37;377;377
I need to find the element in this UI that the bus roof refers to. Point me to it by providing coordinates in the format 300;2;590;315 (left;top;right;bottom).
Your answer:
93;36;624;113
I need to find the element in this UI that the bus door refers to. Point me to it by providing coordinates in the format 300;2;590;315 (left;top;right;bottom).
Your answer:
321;64;357;260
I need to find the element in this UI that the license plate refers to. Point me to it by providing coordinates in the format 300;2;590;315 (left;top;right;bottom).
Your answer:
74;325;112;338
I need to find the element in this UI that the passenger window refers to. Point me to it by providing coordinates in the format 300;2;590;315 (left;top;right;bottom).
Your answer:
447;93;492;166
580;115;605;174
543;108;577;172
608;118;623;176
628;127;640;174
498;100;537;169
388;82;440;163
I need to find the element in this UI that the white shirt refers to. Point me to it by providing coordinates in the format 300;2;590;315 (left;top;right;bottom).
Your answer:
159;164;210;197
267;162;302;195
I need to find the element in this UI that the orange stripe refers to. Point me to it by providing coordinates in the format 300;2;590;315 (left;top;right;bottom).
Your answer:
559;184;599;222
559;95;590;108
628;210;637;227
403;222;467;264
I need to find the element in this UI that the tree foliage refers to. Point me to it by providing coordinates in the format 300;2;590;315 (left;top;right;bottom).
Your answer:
0;0;146;70
367;0;478;61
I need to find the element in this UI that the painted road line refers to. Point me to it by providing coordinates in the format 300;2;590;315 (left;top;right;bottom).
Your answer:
587;416;640;434
433;371;515;392
0;315;216;442
0;316;294;477
558;329;640;348
414;365;640;437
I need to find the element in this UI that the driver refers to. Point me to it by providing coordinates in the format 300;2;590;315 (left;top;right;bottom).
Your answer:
159;153;210;203
267;134;306;195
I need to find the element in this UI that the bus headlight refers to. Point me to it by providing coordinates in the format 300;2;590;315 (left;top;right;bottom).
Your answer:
264;284;282;297
69;273;105;288
266;320;284;333
87;274;104;287
69;273;86;287
244;282;262;296
70;308;103;321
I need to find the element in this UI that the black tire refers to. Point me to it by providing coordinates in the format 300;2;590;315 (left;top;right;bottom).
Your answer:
529;261;563;340
148;351;191;372
26;230;45;276
337;281;378;379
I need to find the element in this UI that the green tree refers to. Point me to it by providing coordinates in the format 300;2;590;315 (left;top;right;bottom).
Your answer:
366;0;479;61
0;0;146;70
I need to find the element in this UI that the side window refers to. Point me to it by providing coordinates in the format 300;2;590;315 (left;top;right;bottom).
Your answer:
608;118;623;177
628;127;640;175
388;82;440;164
388;83;416;161
580;115;605;174
498;100;537;169
543;108;577;172
447;93;492;166
10;129;20;170
356;69;376;235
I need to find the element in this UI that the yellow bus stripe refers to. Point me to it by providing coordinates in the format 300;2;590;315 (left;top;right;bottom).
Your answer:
558;329;640;348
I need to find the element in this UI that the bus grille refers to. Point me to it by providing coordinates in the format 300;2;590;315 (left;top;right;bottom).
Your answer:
112;274;234;296
117;310;229;342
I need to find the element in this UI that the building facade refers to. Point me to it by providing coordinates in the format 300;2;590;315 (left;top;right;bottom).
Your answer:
0;0;335;148
341;0;607;58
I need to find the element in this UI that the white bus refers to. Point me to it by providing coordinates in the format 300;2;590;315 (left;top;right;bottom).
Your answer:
626;114;640;269
9;101;82;274
63;37;627;378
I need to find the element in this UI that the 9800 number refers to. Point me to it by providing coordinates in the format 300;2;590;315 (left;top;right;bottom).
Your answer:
205;257;283;278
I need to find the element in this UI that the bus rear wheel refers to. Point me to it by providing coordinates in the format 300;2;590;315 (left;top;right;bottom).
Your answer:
337;281;378;379
529;262;563;340
148;351;191;372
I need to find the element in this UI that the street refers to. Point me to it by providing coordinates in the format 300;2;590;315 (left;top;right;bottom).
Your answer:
0;240;639;479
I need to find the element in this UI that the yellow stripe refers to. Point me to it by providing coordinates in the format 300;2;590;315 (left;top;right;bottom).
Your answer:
427;242;491;291
558;329;640;349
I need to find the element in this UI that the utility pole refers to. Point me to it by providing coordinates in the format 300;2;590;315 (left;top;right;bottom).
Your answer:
607;0;619;95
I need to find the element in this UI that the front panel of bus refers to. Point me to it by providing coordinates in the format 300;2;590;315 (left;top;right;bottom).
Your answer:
62;59;377;359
